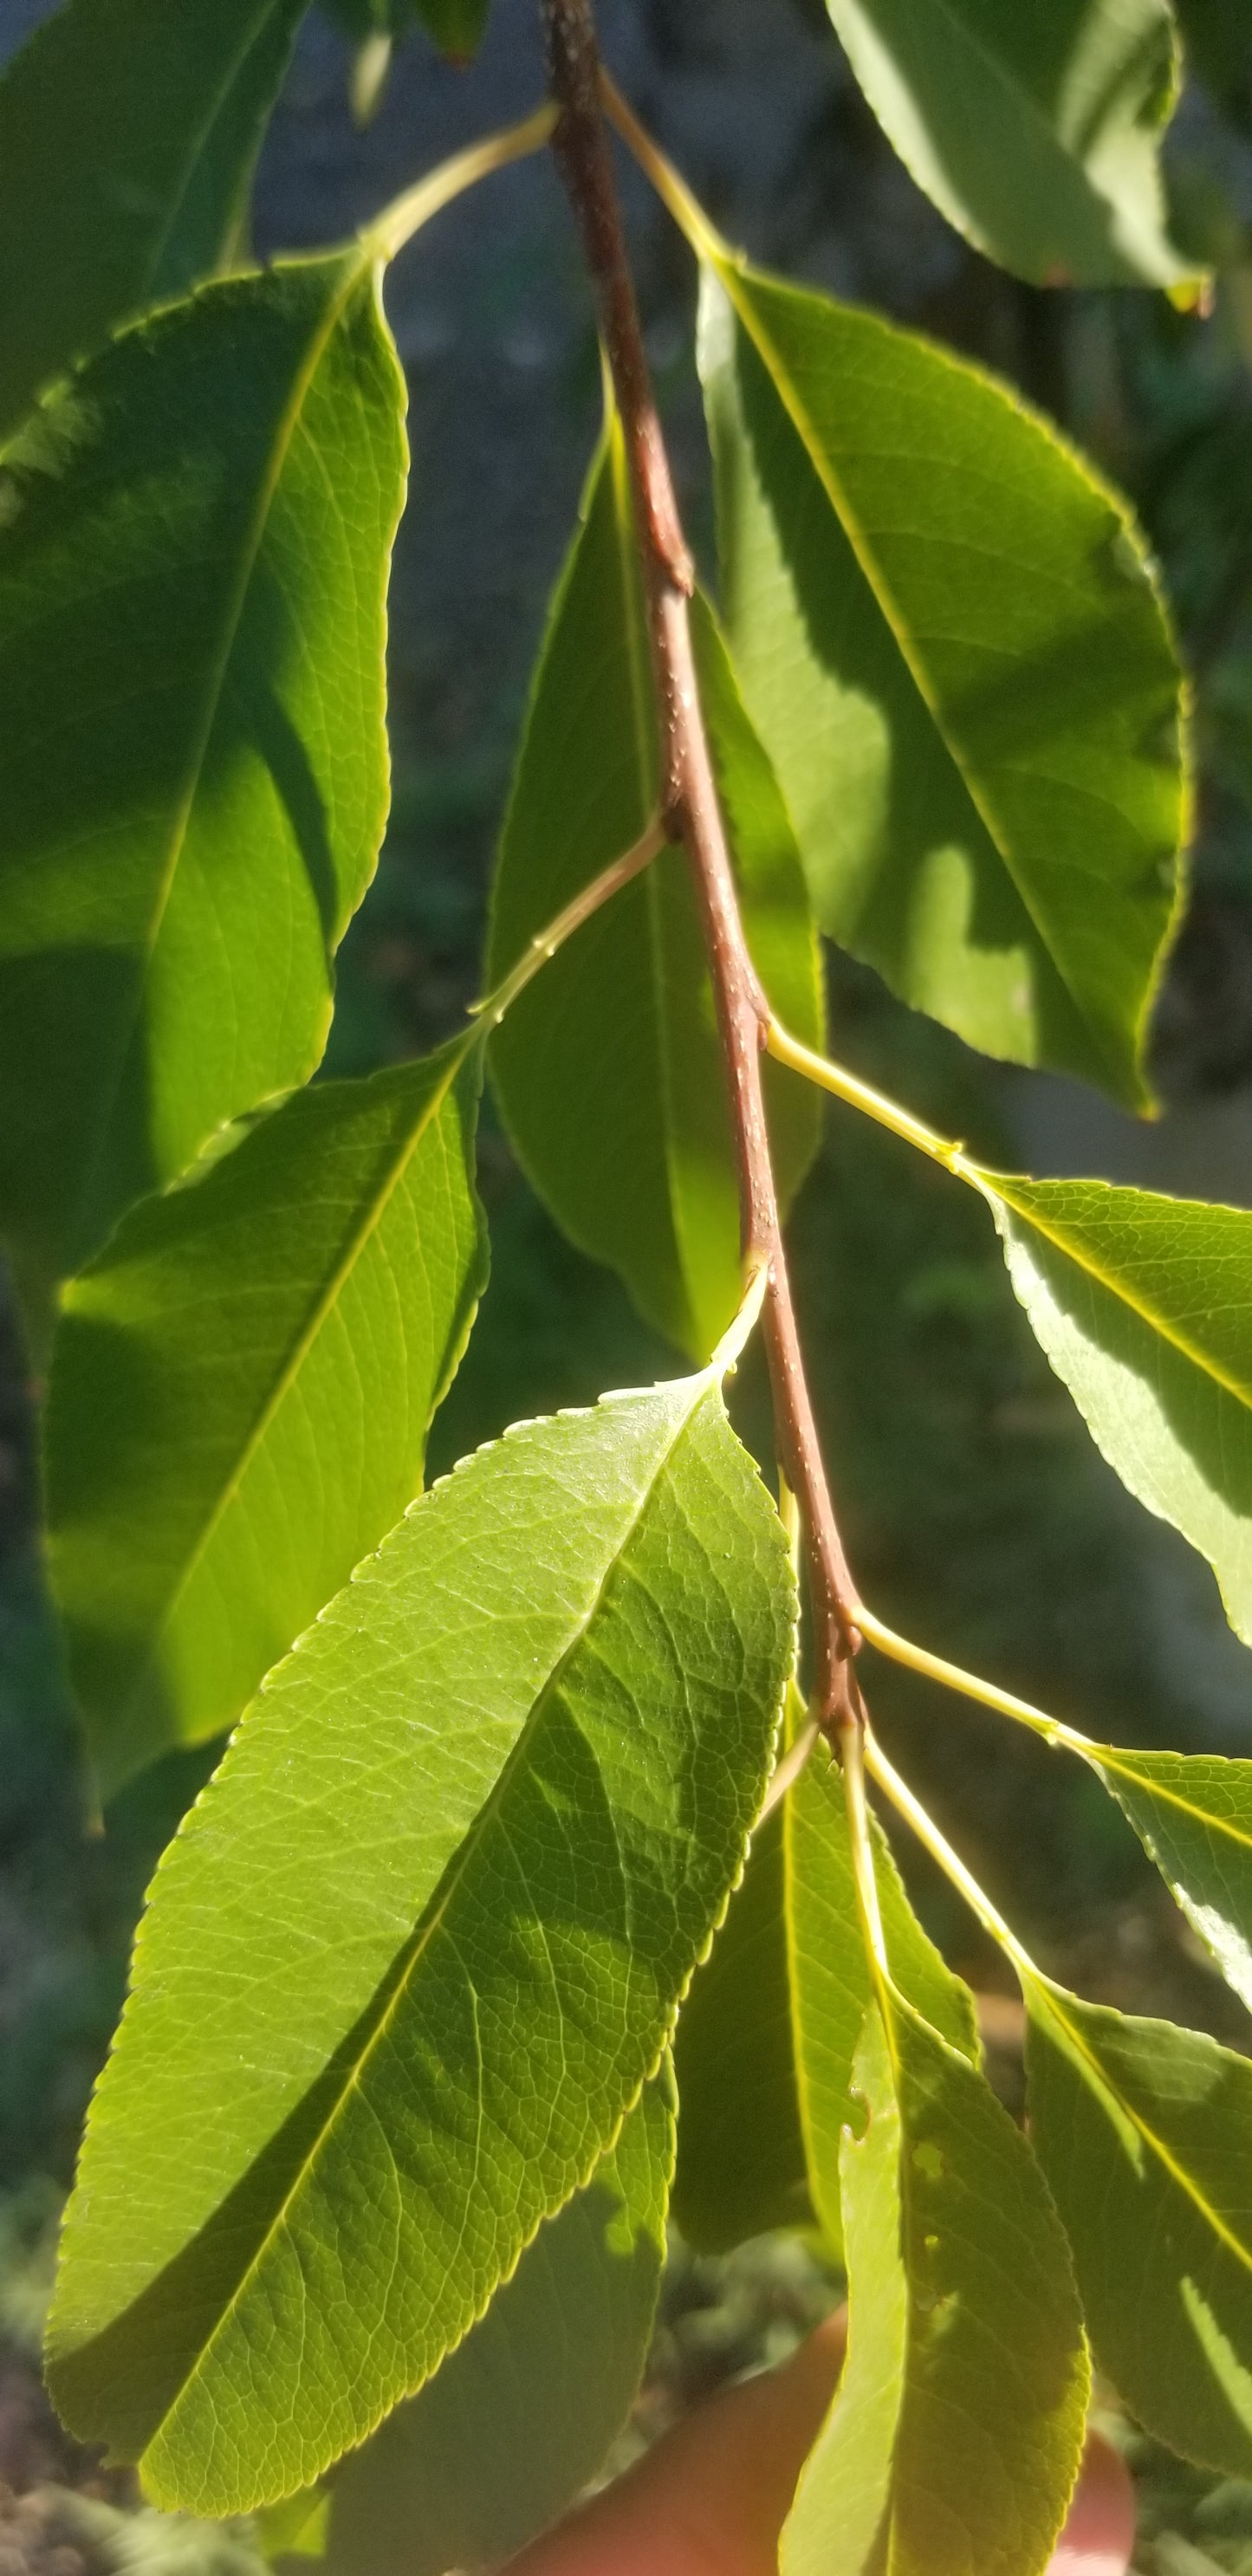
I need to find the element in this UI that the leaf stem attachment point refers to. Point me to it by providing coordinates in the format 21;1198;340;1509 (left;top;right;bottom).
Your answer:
767;1017;977;1184
853;1600;1092;1757
365;101;559;263
470;817;667;1033
865;1725;1037;1983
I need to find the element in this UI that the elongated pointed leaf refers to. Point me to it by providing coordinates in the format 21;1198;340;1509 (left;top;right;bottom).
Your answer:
784;1987;1087;2576
784;1748;977;2256
700;263;1183;1104
326;2067;674;2576
988;1174;1252;1644
45;1040;487;1795
47;1370;794;2514
672;1731;975;2254
1026;1976;1252;2474
823;0;1197;290
1090;1745;1252;2010
0;0;309;443
489;424;823;1361
0;250;406;1294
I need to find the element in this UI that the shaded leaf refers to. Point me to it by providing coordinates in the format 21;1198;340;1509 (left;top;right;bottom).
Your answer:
325;2068;674;2576
823;0;1197;290
784;1986;1087;2576
671;1803;814;2252
700;261;1183;1104
672;1730;975;2255
47;1369;794;2514
1026;1976;1252;2474
988;1173;1252;1644
1090;1744;1252;2011
489;421;823;1362
0;0;309;444
411;0;491;58
46;1041;486;1796
0;252;405;1294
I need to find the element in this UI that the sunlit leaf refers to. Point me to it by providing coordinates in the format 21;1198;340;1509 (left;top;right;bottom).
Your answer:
0;252;405;1300
0;0;309;442
784;1984;1088;2576
672;1728;975;2255
988;1174;1252;1644
822;0;1197;289
47;1370;794;2514
46;1041;486;1795
1089;1745;1252;2012
325;2069;673;2576
1026;1976;1252;2474
784;1748;977;2259
489;420;823;1361
700;261;1183;1104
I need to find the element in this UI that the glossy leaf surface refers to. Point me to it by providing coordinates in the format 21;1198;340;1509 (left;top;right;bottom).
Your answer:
46;1041;486;1794
490;426;823;1360
47;1371;794;2513
1091;1746;1252;2011
701;263;1182;1104
0;252;405;1292
823;0;1196;289
784;1987;1087;2576
0;0;308;442
1026;1978;1252;2473
326;2069;674;2576
673;1734;975;2255
989;1175;1252;1644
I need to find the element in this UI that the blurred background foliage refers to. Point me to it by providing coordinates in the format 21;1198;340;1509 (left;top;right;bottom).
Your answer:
6;0;1252;2562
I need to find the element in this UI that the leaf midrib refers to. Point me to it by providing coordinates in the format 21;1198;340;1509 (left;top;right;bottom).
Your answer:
1030;1978;1252;2276
716;269;1126;1089
141;1376;713;2466
116;1036;471;1725
1098;1752;1252;1860
72;244;368;1249
992;1184;1252;1418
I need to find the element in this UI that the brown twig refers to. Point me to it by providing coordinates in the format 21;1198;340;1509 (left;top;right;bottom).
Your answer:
541;0;861;1734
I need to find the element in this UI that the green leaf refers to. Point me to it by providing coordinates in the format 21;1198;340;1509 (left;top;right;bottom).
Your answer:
1088;1745;1252;2011
822;0;1197;289
0;251;406;1294
784;1749;977;2258
325;2068;674;2576
46;1369;794;2514
1026;1976;1252;2474
671;1802;815;2251
410;0;491;58
784;1985;1088;2576
45;1040;487;1796
987;1173;1252;1645
700;261;1183;1106
489;421;824;1362
0;0;309;443
672;1729;976;2255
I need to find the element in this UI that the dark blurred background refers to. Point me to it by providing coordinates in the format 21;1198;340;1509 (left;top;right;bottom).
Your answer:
6;2;1252;2562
